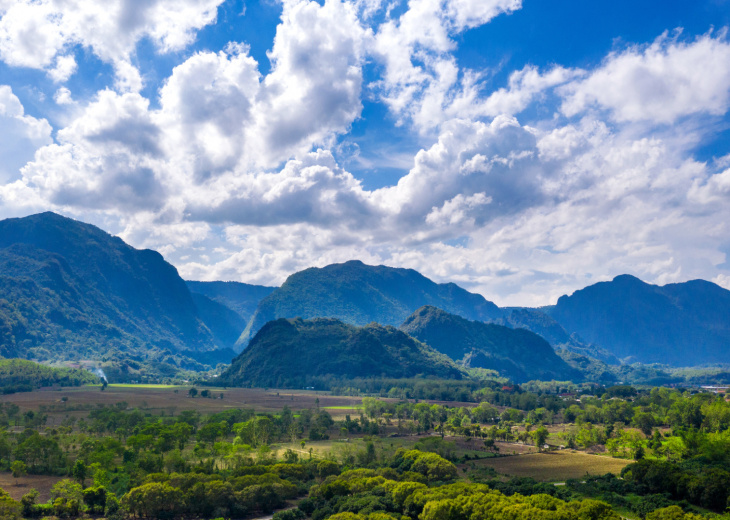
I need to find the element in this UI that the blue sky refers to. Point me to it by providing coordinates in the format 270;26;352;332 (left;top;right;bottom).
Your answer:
0;0;729;305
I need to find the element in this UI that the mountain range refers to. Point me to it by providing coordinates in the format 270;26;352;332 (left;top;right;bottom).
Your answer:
237;260;503;347
1;212;729;384
400;306;580;382
0;212;236;380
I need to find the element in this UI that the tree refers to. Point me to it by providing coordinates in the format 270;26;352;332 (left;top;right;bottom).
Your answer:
188;387;198;398
72;460;87;488
532;426;549;451
10;460;27;481
0;491;21;520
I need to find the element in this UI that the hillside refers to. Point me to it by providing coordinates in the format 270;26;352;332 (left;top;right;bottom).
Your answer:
546;275;730;365
222;317;464;387
238;260;503;347
0;212;233;379
0;359;99;393
400;306;580;382
186;281;276;325
498;308;620;364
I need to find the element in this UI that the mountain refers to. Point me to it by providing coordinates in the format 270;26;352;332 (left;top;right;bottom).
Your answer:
498;308;620;364
238;260;503;347
187;281;277;348
186;281;276;326
546;274;730;365
400;306;580;382
0;212;234;379
222;317;464;387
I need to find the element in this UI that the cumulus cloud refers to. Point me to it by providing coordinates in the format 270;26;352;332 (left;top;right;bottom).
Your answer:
19;90;166;210
256;0;371;165
371;0;522;130
0;86;52;184
560;30;730;123
0;0;225;88
2;0;730;305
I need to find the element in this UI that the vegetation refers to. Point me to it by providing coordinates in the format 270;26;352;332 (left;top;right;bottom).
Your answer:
0;212;236;381
238;259;502;346
400;306;580;382
547;274;730;365
186;280;276;327
0;382;728;519
223;317;464;387
0;359;98;394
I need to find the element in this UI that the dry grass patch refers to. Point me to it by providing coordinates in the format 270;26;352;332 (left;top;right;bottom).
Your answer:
0;472;64;502
475;451;632;481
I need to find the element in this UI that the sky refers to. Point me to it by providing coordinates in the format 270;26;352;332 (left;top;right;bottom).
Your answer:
1;0;729;306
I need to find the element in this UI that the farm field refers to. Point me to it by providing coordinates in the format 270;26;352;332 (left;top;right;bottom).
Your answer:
0;385;477;423
0;385;363;418
474;451;633;481
0;472;64;502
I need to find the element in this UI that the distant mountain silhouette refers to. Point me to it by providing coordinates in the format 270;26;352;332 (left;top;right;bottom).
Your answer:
186;281;275;326
237;260;502;348
222;317;464;387
496;308;620;364
546;274;730;365
400;306;580;382
0;212;234;379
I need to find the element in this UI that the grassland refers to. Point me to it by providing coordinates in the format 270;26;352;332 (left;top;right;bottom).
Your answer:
473;451;633;481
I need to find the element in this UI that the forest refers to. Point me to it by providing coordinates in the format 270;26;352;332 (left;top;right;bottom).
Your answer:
0;381;728;520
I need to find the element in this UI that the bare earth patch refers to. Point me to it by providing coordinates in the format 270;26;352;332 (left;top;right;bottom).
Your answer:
0;472;64;502
474;451;633;481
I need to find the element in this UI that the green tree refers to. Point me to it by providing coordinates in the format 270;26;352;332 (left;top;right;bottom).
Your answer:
10;460;27;481
532;426;549;451
72;460;87;488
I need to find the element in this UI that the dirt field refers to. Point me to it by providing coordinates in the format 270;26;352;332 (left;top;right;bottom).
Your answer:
0;385;366;420
474;451;632;481
2;385;479;424
0;472;64;502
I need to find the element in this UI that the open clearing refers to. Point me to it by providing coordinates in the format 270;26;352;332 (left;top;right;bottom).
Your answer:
474;451;633;481
2;385;476;423
1;385;365;419
0;472;64;502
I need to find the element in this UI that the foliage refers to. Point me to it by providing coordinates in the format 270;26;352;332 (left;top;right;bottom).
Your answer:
239;259;502;346
400;305;580;382
222;317;465;387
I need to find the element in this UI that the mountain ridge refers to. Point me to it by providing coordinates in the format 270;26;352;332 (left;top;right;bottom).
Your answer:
400;306;581;383
237;259;503;348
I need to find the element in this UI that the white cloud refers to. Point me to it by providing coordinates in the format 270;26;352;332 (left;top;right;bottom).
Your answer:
0;85;52;184
54;87;74;105
19;90;166;210
256;0;371;166
48;54;77;83
157;48;261;179
560;30;730;124
0;0;225;88
371;0;522;130
3;0;730;307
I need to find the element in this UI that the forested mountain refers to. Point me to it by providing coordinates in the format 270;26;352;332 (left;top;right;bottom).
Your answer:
400;306;580;382
497;308;620;364
237;260;502;347
186;281;276;326
546;275;730;365
0;212;233;379
222;317;465;387
187;281;276;348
